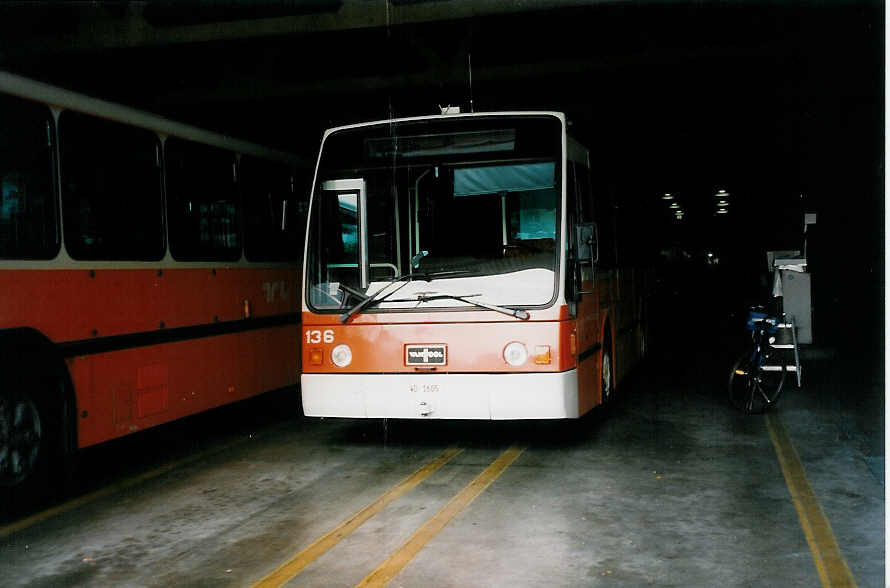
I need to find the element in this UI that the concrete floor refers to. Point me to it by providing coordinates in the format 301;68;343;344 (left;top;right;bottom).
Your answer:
0;335;884;587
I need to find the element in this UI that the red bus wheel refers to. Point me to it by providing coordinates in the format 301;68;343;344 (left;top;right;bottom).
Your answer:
0;368;60;518
0;392;42;487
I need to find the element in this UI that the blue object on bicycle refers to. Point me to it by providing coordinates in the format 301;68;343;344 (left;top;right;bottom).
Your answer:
747;311;778;334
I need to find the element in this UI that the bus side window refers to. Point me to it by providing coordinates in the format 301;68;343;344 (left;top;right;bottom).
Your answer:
311;184;362;290
574;161;594;225
241;156;307;262
166;138;240;261
584;166;616;268
0;95;58;259
59;111;163;261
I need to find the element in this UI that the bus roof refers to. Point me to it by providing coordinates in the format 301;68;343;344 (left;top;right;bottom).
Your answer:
321;110;567;141
0;70;300;166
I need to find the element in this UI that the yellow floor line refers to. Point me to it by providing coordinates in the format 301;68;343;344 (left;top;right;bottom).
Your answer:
766;413;858;587
253;446;463;588
356;445;526;588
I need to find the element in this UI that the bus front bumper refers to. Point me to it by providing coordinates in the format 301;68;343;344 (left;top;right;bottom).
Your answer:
300;370;579;420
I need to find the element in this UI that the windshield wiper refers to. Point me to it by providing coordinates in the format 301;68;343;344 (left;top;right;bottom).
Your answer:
338;281;404;323
338;269;475;323
388;292;530;320
383;269;473;282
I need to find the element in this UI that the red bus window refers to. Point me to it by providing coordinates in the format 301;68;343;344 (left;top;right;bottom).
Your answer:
59;111;163;261
0;95;58;259
165;137;240;262
241;156;306;262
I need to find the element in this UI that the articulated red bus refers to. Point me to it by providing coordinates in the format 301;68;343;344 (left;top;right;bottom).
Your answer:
0;71;305;509
300;111;650;419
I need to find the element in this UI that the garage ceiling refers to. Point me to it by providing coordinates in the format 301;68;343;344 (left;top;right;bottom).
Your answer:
0;1;882;267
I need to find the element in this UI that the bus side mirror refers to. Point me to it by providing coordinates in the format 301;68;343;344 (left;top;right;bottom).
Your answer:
576;222;598;265
571;258;583;302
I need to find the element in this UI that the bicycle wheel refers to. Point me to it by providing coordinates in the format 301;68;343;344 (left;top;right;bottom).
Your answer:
728;352;786;414
729;353;757;413
757;349;787;409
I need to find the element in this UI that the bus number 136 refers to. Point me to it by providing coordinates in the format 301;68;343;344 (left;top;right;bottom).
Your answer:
306;329;335;344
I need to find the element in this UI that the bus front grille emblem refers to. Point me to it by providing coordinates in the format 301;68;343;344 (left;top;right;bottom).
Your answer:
405;344;447;366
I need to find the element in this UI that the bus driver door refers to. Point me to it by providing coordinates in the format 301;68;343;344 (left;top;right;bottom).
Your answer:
568;159;604;415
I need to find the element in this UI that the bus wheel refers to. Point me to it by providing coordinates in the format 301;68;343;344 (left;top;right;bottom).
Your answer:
0;374;57;516
601;335;614;405
0;392;42;487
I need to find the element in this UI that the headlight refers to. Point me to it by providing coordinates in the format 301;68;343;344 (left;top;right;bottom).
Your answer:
503;342;528;366
331;344;353;367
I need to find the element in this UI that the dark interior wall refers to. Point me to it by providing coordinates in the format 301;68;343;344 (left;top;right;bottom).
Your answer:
0;1;882;352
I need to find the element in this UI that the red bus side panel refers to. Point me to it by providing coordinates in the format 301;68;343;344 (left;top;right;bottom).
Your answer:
2;267;297;342
1;266;300;449
67;326;298;448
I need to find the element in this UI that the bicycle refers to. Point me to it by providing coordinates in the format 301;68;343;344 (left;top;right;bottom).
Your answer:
728;308;787;414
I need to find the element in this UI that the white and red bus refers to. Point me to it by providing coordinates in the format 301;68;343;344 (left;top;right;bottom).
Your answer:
300;111;650;420
0;71;306;508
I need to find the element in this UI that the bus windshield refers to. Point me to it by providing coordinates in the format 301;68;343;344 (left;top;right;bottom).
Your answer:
306;115;563;313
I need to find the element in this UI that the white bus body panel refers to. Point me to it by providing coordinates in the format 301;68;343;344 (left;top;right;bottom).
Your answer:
301;371;580;420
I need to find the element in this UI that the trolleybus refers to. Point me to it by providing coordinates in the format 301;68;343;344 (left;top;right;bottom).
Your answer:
300;110;650;419
0;71;306;511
